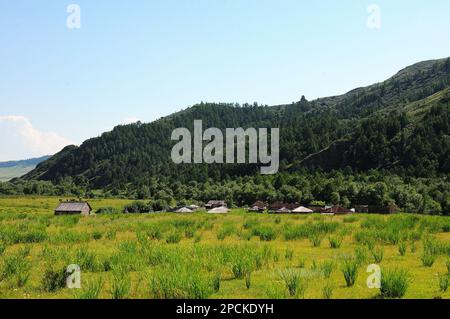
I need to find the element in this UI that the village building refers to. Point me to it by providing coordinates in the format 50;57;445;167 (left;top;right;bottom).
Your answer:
292;206;314;214
54;201;93;216
205;200;227;210
248;201;267;212
207;206;230;214
322;205;353;215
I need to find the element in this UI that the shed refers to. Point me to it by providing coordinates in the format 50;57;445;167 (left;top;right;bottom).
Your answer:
207;206;230;214
175;207;194;213
205;200;227;209
248;201;267;212
55;201;92;216
292;206;313;214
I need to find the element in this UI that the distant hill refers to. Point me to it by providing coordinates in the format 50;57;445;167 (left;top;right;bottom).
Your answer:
0;156;50;181
22;58;450;189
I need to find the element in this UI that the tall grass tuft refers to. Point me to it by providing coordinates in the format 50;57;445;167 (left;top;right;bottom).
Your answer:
322;282;334;299
309;233;324;248
321;261;335;279
76;277;104;299
398;241;407;256
380;268;409;298
446;260;450;274
341;257;358;287
438;274;449;293
371;246;384;263
110;269;131;299
328;235;343;249
284;248;294;261
279;269;300;297
421;252;436;267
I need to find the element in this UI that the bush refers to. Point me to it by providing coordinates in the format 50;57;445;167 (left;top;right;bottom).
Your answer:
380;268;409;298
341;258;358;287
42;266;67;292
95;207;118;214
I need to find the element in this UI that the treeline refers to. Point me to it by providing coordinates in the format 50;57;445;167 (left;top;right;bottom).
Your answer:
2;170;449;215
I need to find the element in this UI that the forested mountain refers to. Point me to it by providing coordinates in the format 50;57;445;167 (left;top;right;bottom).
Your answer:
10;58;450;213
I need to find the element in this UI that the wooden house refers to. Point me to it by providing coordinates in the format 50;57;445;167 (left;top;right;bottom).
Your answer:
55;201;92;216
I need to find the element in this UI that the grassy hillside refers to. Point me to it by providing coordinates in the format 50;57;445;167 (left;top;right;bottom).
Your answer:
0;156;50;181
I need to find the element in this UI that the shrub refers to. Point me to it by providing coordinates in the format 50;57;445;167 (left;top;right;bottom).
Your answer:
380;268;409;298
42;266;67;292
421;252;436;267
328;236;343;249
166;232;182;244
371;246;384;263
95;207;118;214
341;258;358;287
438;274;450;293
92;231;103;241
398;241;407;256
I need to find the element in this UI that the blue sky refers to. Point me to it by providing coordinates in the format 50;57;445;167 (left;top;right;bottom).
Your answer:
1;0;450;161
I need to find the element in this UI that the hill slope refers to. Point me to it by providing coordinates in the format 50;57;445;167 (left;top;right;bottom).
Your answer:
0;156;50;181
22;58;450;190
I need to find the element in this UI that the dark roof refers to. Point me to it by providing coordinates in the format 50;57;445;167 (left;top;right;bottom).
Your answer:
206;200;226;205
323;205;353;214
251;201;267;209
55;202;91;212
269;202;299;211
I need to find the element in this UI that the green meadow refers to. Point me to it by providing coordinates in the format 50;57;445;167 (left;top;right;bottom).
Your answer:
0;196;449;299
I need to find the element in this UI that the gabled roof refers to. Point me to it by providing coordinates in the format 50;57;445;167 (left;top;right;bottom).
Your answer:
292;206;313;213
55;202;91;212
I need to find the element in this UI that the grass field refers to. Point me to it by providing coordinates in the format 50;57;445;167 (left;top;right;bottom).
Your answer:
0;196;449;299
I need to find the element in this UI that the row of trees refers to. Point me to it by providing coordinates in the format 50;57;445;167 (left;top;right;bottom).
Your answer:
2;170;449;215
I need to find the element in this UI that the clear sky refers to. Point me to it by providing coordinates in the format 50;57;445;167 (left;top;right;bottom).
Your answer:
1;0;450;161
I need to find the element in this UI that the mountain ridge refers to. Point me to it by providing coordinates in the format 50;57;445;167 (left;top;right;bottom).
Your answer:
21;57;450;189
